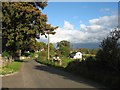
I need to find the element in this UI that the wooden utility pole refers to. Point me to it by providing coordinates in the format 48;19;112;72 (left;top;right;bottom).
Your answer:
47;33;50;60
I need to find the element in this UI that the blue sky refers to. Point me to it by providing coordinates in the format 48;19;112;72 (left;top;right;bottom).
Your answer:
43;2;117;29
39;2;118;45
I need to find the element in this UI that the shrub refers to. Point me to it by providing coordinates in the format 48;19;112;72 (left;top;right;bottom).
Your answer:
2;51;11;59
66;53;120;88
23;52;31;57
66;60;80;73
38;51;47;61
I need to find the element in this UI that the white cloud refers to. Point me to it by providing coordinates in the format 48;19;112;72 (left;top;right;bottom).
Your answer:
80;24;104;33
63;20;74;30
39;15;117;44
89;15;118;28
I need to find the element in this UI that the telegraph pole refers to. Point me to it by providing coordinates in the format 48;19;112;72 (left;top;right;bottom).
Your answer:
47;33;50;60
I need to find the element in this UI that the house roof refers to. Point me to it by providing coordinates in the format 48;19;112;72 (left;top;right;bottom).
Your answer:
70;52;82;55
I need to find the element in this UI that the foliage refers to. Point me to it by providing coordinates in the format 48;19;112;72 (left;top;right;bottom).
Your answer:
2;2;57;58
78;48;99;55
28;2;48;10
78;48;90;54
38;51;47;61
96;28;120;72
66;56;120;88
82;54;95;59
0;2;1;53
49;43;55;52
60;56;73;67
57;40;71;57
36;42;47;51
89;48;99;55
2;51;11;58
0;61;21;75
37;43;56;61
66;28;120;88
37;49;73;68
22;52;31;57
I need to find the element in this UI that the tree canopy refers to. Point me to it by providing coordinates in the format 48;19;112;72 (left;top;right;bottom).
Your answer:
57;40;71;57
2;2;57;57
96;28;120;72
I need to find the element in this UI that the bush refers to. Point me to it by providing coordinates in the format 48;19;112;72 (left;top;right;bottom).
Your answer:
2;51;11;59
66;55;120;88
66;60;80;73
23;52;31;57
38;51;47;61
29;52;35;57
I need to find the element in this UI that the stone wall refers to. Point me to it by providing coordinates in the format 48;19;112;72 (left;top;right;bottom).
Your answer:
0;54;2;68
0;54;13;67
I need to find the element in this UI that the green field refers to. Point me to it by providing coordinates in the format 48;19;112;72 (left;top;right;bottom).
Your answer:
83;54;95;58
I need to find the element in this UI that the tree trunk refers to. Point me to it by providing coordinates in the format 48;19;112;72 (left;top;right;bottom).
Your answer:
12;50;21;60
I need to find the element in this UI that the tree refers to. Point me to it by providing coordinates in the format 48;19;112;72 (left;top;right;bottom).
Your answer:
96;28;120;72
89;48;99;55
0;2;1;54
2;2;57;59
78;48;90;54
57;40;71;57
32;41;47;52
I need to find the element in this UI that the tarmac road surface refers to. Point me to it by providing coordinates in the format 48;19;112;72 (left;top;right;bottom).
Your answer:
2;59;105;89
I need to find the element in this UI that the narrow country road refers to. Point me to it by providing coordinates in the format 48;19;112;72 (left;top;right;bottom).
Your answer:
2;60;104;89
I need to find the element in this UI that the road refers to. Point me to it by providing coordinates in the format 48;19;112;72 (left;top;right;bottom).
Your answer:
2;59;105;88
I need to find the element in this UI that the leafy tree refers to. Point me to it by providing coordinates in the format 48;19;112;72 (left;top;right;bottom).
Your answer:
48;43;56;57
2;2;57;59
0;2;1;54
96;28;120;72
49;43;55;52
78;48;90;54
30;41;47;52
89;48;99;55
57;40;70;48
57;40;71;57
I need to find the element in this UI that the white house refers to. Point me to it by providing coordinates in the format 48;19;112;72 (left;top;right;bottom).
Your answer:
70;52;82;59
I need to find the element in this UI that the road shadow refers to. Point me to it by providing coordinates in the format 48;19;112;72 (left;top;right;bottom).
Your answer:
34;64;106;89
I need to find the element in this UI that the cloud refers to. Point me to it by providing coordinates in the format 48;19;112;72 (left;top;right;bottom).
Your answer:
63;20;74;30
39;15;117;44
89;15;118;28
80;24;104;33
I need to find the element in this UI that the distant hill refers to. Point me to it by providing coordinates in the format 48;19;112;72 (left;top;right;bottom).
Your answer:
53;42;100;49
71;43;100;49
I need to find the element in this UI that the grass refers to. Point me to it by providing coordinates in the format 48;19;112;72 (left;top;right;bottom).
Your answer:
37;53;96;71
83;54;95;59
0;61;22;75
37;55;74;69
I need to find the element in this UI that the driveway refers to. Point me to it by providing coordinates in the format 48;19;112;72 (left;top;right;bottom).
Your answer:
2;59;105;89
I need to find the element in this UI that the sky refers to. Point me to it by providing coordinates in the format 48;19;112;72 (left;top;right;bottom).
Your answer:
38;2;118;46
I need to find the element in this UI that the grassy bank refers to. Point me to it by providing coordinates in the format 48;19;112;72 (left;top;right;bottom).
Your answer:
0;61;22;75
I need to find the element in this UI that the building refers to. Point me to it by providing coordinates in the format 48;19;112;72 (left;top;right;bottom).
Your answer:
70;52;82;59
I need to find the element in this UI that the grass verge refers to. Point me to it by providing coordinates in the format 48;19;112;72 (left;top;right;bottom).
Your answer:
0;61;22;75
